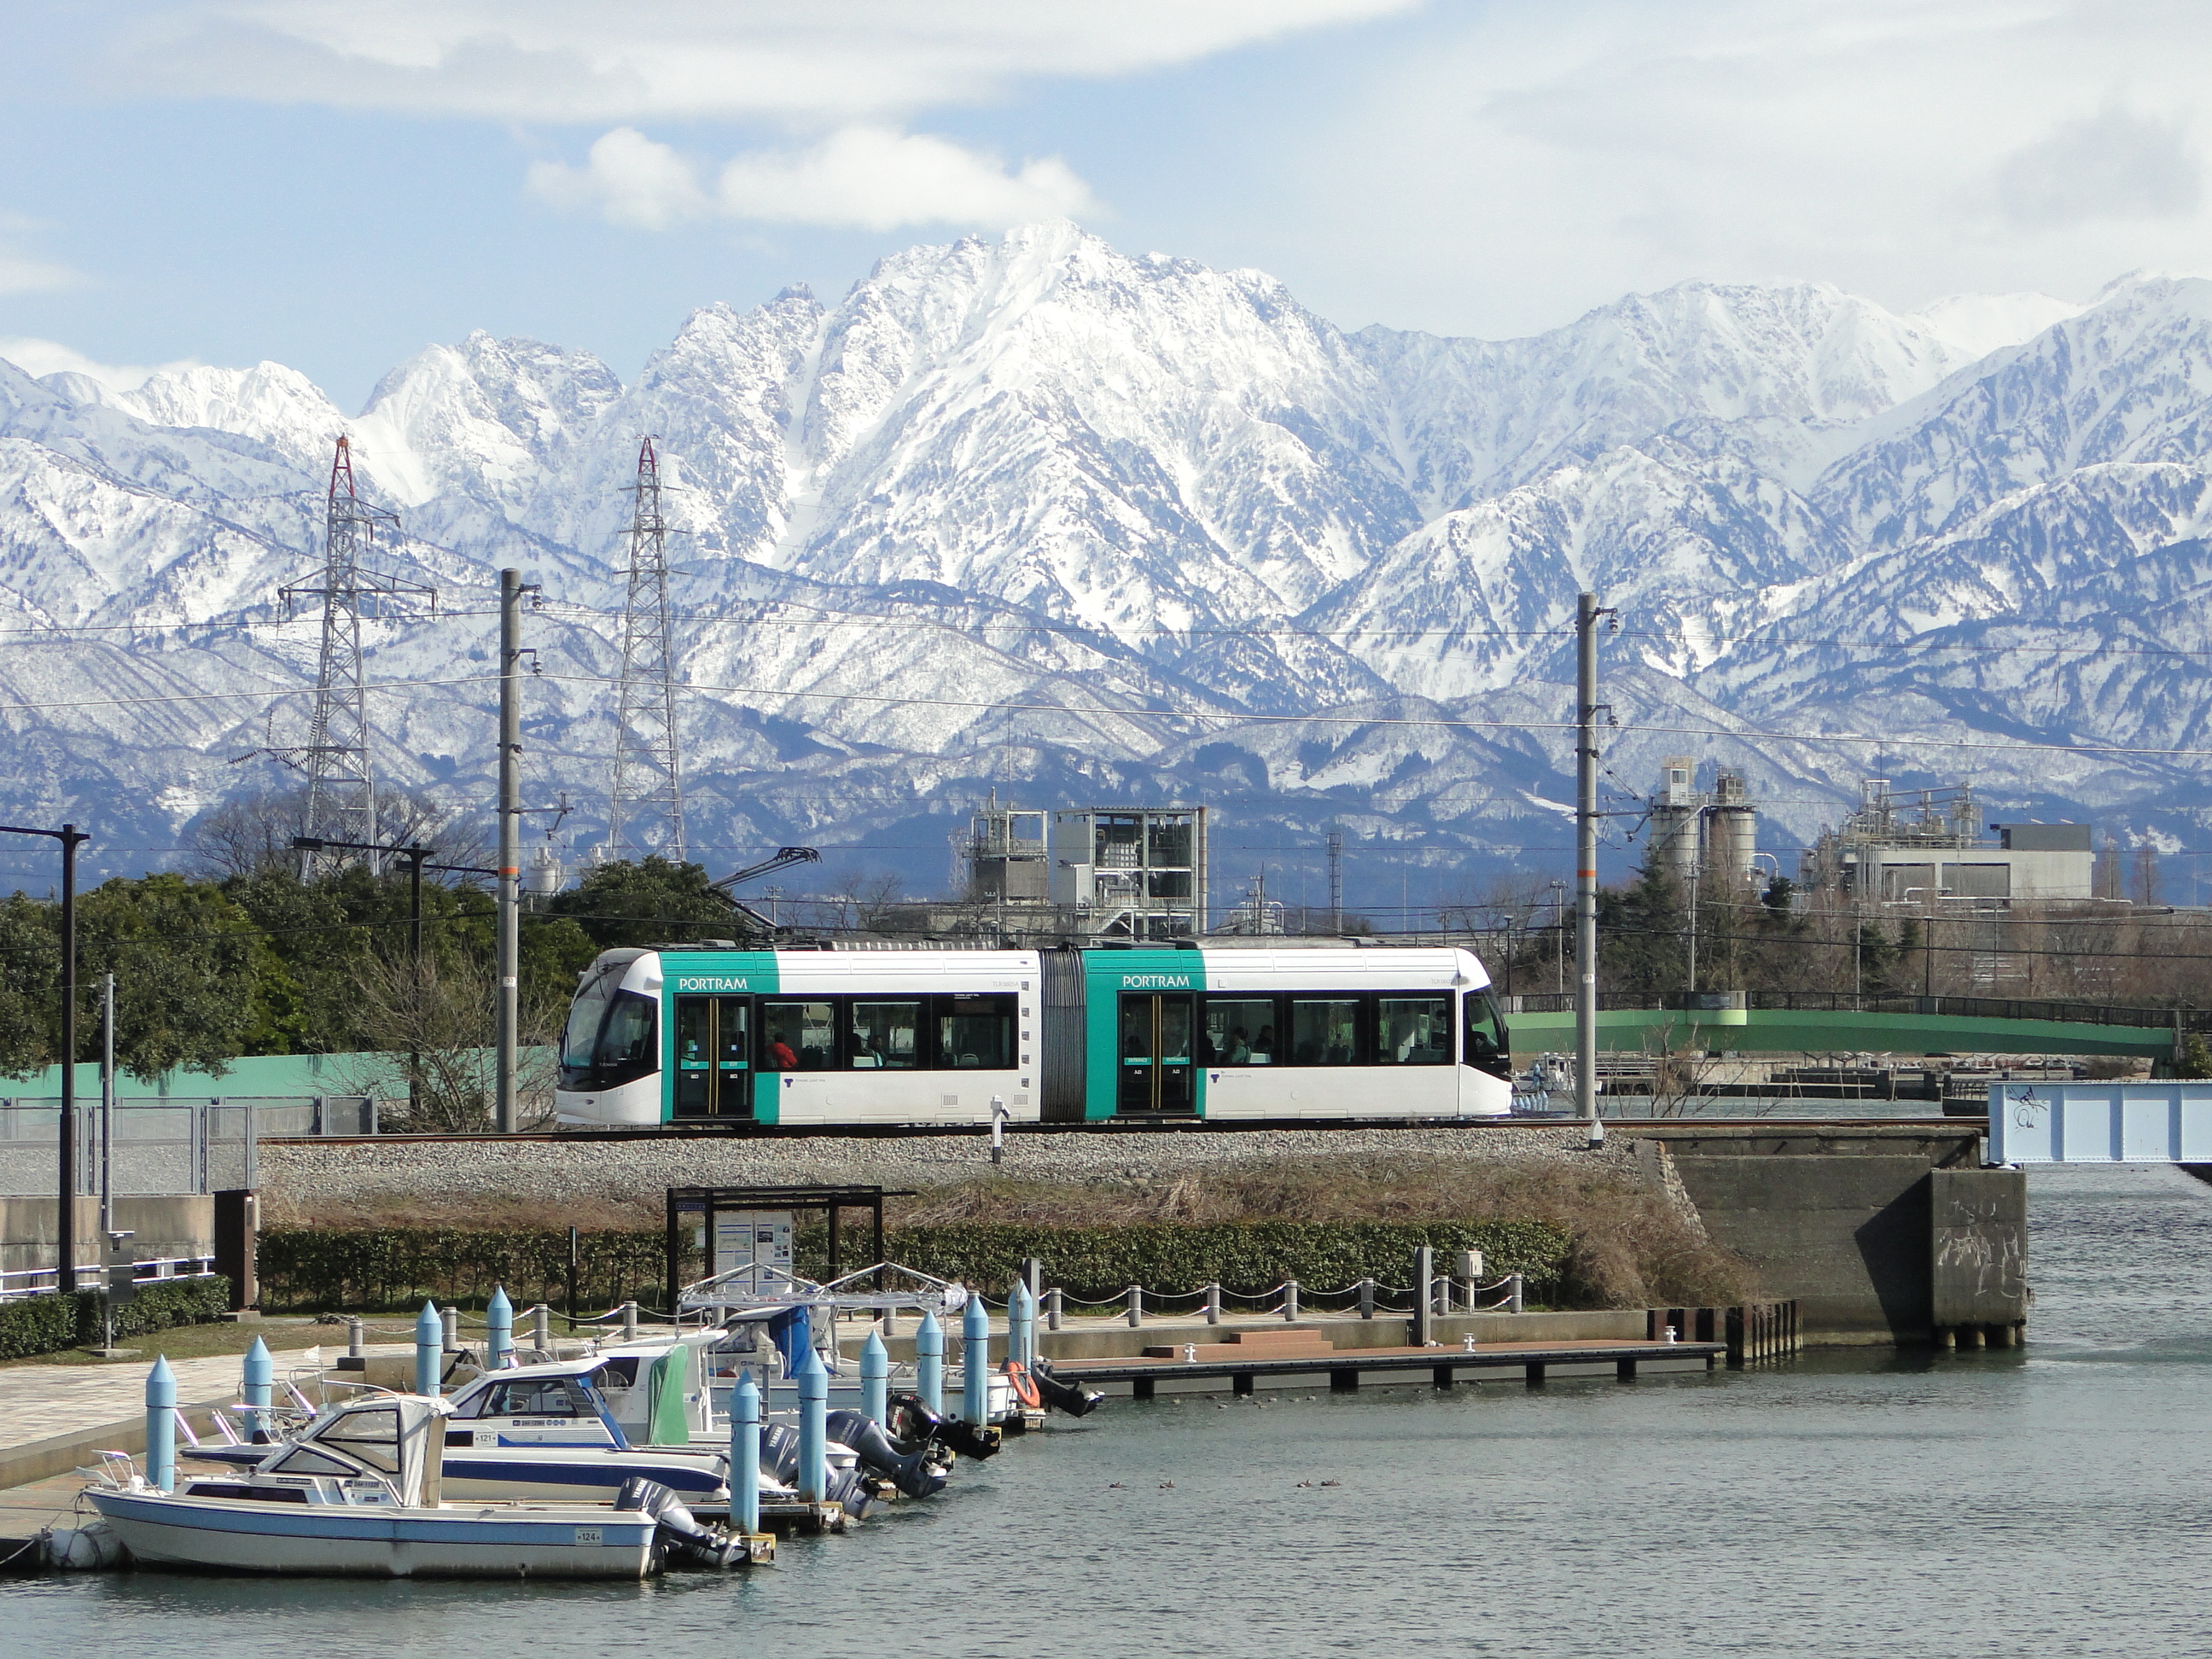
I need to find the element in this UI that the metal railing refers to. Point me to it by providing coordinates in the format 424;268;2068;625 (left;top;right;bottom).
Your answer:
1502;991;2211;1031
0;1253;220;1304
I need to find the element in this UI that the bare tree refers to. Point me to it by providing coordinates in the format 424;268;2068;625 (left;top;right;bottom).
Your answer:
181;787;310;878
331;946;558;1131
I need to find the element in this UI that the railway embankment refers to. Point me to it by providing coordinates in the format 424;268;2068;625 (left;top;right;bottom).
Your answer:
255;1121;2028;1348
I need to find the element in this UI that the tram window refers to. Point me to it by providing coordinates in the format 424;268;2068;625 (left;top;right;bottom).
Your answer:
562;979;613;1072
849;1001;921;1068
1289;999;1361;1066
938;993;1015;1068
588;991;657;1088
1202;998;1276;1064
1464;991;1511;1079
761;1001;835;1070
1377;998;1451;1065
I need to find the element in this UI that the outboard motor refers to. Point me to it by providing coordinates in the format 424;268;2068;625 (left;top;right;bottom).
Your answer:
1029;1358;1106;1418
825;1407;949;1499
614;1476;747;1569
826;1464;876;1520
760;1423;802;1483
893;1392;1001;1461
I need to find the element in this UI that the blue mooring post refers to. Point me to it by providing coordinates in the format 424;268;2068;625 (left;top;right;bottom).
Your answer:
241;1335;273;1442
796;1343;828;1505
486;1284;513;1369
861;1329;889;1426
145;1356;176;1493
962;1294;990;1426
917;1311;944;1415
415;1299;444;1397
732;1372;761;1534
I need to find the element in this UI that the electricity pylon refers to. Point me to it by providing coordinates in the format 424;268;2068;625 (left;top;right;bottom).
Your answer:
604;436;687;862
282;437;434;879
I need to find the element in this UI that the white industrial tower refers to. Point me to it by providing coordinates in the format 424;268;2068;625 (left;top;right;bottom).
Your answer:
603;435;687;861
285;437;433;877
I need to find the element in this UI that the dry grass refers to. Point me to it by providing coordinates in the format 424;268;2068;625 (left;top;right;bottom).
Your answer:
270;1154;1762;1311
888;1155;1761;1309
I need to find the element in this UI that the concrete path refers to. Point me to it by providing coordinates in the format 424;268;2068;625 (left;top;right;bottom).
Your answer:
0;1343;415;1490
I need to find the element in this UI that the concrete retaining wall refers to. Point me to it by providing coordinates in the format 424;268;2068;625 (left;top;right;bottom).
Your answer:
0;1195;212;1278
1641;1126;2024;1345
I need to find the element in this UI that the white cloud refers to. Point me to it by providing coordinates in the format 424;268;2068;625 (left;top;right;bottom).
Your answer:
530;125;1096;232
1990;105;2202;231
114;1;1422;122
0;336;202;391
526;128;709;230
1227;0;2212;339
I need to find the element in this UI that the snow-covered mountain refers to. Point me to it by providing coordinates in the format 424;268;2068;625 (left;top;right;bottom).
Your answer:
1;221;2204;905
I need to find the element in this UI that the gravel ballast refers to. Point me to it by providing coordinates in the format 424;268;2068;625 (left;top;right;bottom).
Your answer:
263;1125;1636;1222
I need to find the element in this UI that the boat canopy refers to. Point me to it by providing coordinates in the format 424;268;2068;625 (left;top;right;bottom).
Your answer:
258;1394;451;1505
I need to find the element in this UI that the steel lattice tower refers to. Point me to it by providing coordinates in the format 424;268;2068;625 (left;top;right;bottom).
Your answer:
283;438;433;877
604;436;687;861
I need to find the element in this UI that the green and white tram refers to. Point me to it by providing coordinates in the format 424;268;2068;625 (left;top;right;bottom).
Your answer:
555;942;1514;1126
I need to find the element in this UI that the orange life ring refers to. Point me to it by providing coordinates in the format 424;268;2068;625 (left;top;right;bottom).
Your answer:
1000;1359;1042;1409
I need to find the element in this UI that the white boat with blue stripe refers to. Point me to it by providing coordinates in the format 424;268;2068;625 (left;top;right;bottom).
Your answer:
86;1394;671;1579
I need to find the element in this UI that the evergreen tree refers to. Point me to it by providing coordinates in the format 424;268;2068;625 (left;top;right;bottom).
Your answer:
549;857;760;952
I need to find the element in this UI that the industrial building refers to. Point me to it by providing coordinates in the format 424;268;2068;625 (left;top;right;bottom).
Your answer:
965;796;1208;940
1806;780;2094;907
1647;757;1761;889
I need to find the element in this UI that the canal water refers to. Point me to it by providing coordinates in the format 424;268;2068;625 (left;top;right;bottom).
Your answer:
15;1163;2212;1656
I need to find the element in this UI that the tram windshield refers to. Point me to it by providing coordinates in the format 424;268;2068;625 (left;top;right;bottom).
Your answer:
560;975;658;1091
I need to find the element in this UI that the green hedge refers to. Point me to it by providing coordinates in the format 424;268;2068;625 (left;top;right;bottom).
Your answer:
256;1219;1568;1312
879;1220;1569;1303
0;1274;232;1360
257;1229;699;1313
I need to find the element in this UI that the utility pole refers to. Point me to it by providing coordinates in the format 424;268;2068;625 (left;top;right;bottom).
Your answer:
1575;592;1610;1139
3;824;87;1289
498;568;524;1134
285;438;433;879
605;436;687;861
1326;827;1344;935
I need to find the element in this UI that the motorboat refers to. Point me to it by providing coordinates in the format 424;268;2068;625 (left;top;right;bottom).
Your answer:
84;1394;754;1578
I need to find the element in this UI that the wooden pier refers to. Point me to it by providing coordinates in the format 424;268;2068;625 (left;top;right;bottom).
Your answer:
1053;1327;1728;1398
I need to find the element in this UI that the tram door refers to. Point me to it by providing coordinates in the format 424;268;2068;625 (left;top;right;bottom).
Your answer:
672;995;753;1118
1118;993;1196;1115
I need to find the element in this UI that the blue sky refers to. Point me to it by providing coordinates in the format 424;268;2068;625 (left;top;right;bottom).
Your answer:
4;1;2211;408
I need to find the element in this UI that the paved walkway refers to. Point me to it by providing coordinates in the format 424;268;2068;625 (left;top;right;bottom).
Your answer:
0;1343;412;1458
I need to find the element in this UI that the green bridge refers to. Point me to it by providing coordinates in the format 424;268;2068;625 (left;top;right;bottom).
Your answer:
1503;993;2203;1059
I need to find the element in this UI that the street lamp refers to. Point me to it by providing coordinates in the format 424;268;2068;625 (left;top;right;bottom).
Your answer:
1;822;90;1291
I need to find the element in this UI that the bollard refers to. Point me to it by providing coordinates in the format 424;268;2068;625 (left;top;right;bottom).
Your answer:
346;1317;364;1359
621;1300;639;1342
1509;1273;1524;1315
1206;1283;1221;1325
1045;1287;1062;1332
917;1311;945;1414
1283;1279;1300;1321
1126;1284;1144;1328
1008;1280;1034;1367
989;1093;1006;1164
962;1294;991;1425
1412;1245;1434;1348
532;1303;551;1355
861;1330;890;1425
732;1373;761;1534
796;1345;828;1504
416;1299;444;1396
145;1356;177;1493
486;1285;514;1369
1359;1278;1375;1320
440;1304;460;1352
242;1336;273;1441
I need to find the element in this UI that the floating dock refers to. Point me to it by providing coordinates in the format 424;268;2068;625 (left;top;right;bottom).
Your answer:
1053;1327;1727;1397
